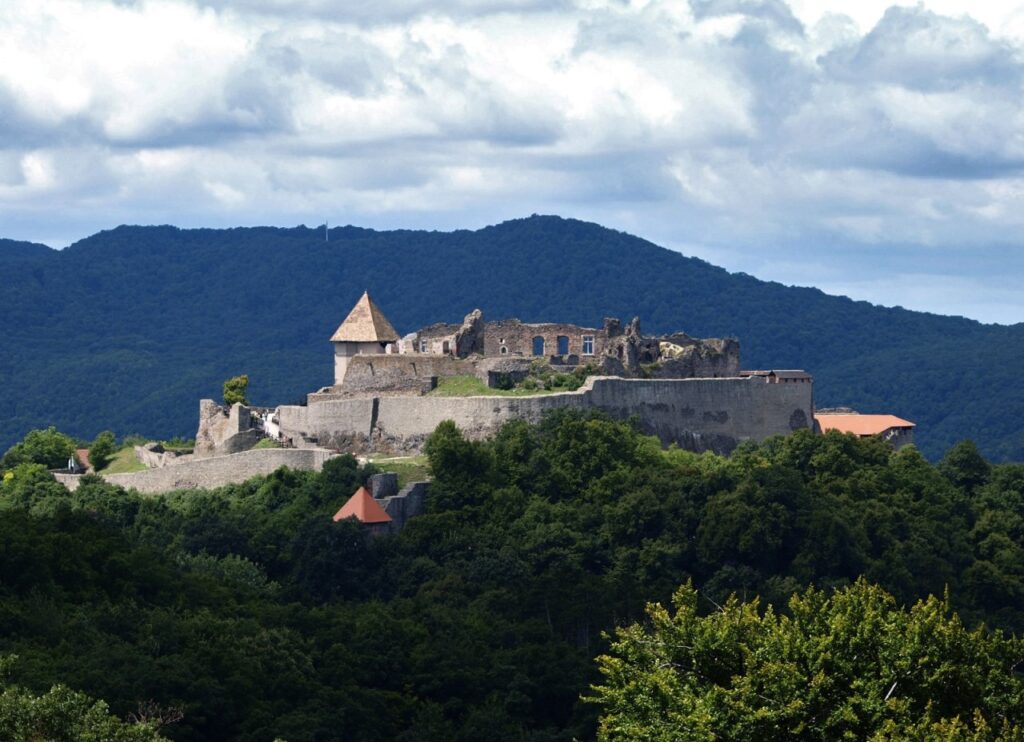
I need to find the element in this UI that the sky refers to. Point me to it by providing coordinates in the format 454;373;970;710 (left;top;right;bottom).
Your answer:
2;0;1024;324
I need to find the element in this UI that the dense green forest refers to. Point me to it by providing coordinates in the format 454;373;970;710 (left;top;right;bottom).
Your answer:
1;216;1022;461
1;414;1023;739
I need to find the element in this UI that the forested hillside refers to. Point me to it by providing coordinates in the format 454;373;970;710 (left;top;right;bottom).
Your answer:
1;415;1022;739
1;216;1021;460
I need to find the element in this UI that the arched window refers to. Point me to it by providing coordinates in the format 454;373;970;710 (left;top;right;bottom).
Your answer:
500;346;508;355
532;336;545;356
556;335;569;355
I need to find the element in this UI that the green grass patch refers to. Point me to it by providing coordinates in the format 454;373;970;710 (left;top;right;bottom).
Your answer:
366;455;431;487
253;437;283;450
97;446;147;474
429;375;563;397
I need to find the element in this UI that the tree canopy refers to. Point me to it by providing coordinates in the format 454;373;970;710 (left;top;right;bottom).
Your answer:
0;415;1022;739
89;430;117;471
0;427;76;470
222;375;249;407
590;580;1024;741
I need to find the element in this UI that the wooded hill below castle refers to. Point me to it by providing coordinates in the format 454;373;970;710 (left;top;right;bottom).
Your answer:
1;215;1021;461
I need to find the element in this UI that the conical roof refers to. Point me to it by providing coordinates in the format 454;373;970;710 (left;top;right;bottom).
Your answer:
331;291;399;343
332;486;392;524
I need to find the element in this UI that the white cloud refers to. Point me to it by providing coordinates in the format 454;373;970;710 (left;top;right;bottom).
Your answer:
1;0;1024;322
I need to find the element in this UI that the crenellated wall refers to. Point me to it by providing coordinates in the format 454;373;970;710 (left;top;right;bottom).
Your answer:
278;376;813;456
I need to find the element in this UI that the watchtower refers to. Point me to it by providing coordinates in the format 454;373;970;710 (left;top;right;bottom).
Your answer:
330;291;399;385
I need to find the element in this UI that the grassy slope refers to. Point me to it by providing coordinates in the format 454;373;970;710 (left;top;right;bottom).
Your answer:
365;455;431;487
96;447;146;474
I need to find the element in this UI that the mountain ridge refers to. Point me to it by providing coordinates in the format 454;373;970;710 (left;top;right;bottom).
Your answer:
1;215;1020;460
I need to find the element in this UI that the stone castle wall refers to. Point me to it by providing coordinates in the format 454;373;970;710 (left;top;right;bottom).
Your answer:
195;400;262;458
57;448;338;494
279;376;813;455
480;319;608;358
322;354;479;397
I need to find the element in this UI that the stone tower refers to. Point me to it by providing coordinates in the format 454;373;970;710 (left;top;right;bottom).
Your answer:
330;291;400;385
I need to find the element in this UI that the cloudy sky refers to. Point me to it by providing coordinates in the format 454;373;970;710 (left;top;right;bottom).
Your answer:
2;0;1024;324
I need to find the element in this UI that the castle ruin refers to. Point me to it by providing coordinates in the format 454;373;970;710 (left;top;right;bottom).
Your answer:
56;293;816;495
271;292;814;455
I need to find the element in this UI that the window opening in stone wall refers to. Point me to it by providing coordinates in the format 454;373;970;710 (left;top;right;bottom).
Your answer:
557;335;569;355
442;340;450;354
500;346;508;355
532;336;545;356
419;339;427;353
582;335;594;355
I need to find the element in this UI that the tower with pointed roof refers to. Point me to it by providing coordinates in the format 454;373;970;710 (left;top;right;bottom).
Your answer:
331;291;400;385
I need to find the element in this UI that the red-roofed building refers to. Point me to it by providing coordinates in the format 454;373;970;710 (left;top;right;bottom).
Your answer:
333;486;392;532
74;448;92;473
815;412;916;449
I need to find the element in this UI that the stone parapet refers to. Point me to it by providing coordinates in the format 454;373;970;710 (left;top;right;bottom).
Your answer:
278;375;813;456
85;448;338;495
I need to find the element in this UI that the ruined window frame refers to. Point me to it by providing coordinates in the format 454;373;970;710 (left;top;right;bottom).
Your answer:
419;339;427;353
532;336;545;356
582;335;594;355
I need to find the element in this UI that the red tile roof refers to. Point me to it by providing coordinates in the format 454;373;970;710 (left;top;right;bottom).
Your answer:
815;414;915;436
75;448;92;470
333;486;392;524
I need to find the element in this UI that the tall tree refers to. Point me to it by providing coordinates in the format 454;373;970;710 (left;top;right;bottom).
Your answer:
222;374;249;406
0;427;76;471
590;580;1024;741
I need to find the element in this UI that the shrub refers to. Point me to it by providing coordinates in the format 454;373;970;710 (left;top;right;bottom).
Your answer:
223;374;250;406
88;431;117;471
1;427;76;471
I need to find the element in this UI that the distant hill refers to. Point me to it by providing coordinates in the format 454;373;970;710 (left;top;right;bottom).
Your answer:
0;238;55;262
0;216;1020;461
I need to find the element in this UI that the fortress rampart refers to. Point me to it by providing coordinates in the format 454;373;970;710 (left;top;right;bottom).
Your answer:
278;376;813;455
59;448;338;494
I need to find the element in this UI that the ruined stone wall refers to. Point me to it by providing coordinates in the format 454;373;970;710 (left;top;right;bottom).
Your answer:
134;443;189;469
53;472;83;491
885;427;915;449
648;337;741;378
413;323;461;355
379;481;430;531
279;376;813;456
87;448;338;495
195;400;262;458
480;319;607;359
325;354;479;396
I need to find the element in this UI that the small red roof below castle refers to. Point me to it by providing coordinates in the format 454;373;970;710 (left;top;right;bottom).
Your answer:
815;413;915;437
333;486;392;524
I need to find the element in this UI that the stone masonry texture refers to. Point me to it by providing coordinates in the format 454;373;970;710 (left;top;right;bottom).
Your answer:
278;376;813;456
